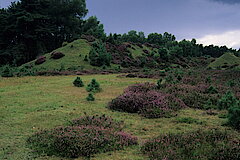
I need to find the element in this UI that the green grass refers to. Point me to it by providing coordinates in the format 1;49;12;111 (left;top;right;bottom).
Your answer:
0;74;231;160
128;44;157;58
20;39;94;71
20;40;158;73
208;52;240;69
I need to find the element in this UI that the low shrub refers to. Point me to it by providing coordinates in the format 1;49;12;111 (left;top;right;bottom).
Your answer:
141;130;240;160
1;65;14;77
165;84;219;109
35;56;46;65
27;115;137;158
86;93;95;101
228;102;240;130
27;126;137;158
73;77;84;87
108;83;186;118
86;79;101;92
156;79;163;89
206;86;218;94
218;91;238;110
50;52;65;59
84;55;88;61
70;114;124;131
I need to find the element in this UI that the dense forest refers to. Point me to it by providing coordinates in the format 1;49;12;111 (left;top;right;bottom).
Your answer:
0;0;239;67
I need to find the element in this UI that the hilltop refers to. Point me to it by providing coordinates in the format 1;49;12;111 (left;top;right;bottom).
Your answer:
208;52;240;69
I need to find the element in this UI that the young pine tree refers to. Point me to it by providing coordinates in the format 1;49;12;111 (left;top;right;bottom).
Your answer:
86;79;101;92
73;77;84;87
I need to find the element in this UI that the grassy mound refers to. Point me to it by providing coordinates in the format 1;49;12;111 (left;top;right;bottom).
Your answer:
21;39;93;72
208;52;240;69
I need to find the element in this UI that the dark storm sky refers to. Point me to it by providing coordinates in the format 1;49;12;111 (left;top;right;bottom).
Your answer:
1;0;240;48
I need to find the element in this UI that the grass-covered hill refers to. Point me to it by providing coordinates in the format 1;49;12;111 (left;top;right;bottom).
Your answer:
208;52;240;69
19;38;160;74
20;39;93;72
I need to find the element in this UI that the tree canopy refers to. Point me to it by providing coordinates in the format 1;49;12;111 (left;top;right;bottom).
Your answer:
0;0;88;66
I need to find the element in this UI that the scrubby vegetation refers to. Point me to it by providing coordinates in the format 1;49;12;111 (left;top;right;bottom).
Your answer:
228;103;240;130
86;79;101;92
86;93;95;101
108;83;186;118
27;115;138;158
141;130;240;160
73;77;84;87
89;40;111;67
50;52;65;59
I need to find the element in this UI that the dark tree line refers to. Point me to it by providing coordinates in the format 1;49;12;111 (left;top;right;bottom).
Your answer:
0;0;104;66
106;30;238;58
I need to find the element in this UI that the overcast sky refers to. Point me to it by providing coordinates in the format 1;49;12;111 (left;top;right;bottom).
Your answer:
1;0;240;49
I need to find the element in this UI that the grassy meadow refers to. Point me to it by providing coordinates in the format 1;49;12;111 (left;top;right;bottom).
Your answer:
0;74;231;160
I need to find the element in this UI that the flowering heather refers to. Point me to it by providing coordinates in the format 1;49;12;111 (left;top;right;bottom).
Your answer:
27;115;137;158
141;130;240;160
50;51;65;59
164;83;220;109
70;114;124;131
35;56;46;65
108;83;186;118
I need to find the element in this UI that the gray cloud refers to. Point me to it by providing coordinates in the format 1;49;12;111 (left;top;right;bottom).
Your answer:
210;0;240;4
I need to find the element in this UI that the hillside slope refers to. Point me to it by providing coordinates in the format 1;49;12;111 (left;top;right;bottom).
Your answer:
208;52;240;69
21;39;93;72
20;39;159;73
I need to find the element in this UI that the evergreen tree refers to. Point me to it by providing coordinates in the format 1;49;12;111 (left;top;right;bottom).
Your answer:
89;41;111;67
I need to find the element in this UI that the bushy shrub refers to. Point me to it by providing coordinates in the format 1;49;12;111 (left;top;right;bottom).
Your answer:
206;86;218;94
177;75;182;81
1;65;14;77
141;130;240;160
165;75;174;83
86;79;101;92
228;102;240;130
86;93;95;101
35;56;46;65
70;114;124;131
27;115;138;158
73;77;84;87
165;84;219;109
218;91;238;110
206;76;212;83
108;83;186;118
89;41;111;67
27;126;137;158
50;51;65;59
156;79;163;89
84;55;88;61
